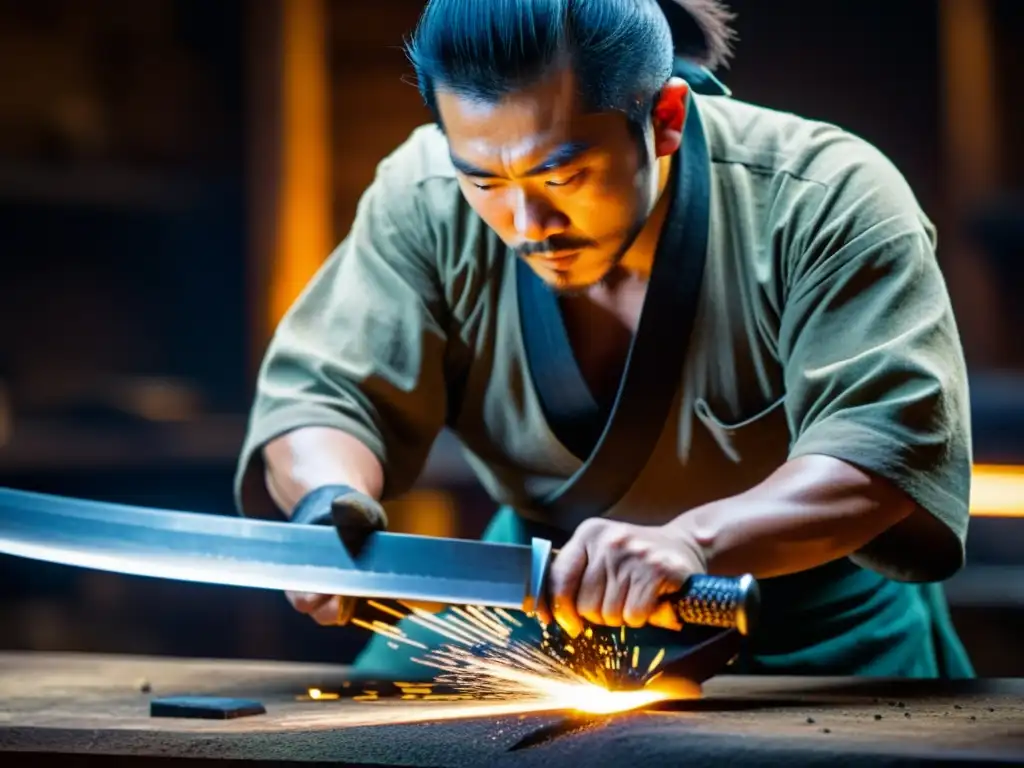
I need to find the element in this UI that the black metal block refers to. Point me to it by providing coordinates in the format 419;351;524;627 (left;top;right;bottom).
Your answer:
149;696;266;720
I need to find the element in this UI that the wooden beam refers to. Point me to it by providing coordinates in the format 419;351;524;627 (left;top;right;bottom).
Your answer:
939;0;1001;206
937;0;1004;366
273;0;333;330
245;0;333;373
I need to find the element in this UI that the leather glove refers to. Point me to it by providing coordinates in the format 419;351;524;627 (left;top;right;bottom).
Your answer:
286;484;388;626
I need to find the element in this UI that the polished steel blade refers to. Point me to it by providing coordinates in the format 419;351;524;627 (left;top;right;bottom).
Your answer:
0;487;533;608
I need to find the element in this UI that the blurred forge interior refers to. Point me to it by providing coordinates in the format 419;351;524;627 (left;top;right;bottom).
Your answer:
0;0;1022;673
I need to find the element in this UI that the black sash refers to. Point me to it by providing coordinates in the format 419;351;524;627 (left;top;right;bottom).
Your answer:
516;94;712;531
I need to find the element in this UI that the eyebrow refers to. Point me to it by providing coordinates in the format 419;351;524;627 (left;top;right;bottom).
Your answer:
449;140;593;180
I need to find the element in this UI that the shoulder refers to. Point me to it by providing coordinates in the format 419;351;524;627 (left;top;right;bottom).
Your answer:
362;124;508;309
698;95;934;240
697;95;937;293
358;124;481;252
360;123;466;239
697;94;910;190
376;123;460;189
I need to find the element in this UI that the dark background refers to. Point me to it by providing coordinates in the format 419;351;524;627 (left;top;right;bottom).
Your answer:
0;0;1022;674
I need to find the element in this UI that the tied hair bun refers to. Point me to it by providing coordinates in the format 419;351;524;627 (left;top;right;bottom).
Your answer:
655;0;737;69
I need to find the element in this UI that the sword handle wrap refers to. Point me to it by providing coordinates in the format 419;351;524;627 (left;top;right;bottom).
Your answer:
662;574;760;636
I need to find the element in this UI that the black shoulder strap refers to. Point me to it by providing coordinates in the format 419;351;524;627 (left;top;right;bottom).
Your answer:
517;96;712;531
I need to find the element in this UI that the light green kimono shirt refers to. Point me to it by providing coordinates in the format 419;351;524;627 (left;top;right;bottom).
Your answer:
235;93;974;677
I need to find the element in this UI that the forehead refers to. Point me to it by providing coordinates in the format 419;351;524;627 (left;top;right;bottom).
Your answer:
436;68;615;165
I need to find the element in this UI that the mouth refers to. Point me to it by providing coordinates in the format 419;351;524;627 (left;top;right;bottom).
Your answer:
534;251;580;271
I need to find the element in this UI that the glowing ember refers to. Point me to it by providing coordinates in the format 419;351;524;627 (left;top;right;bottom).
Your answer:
305;687;339;701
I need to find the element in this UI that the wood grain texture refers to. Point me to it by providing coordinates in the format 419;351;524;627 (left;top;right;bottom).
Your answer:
1;652;1023;766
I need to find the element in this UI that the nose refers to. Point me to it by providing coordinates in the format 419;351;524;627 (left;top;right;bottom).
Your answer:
511;188;568;243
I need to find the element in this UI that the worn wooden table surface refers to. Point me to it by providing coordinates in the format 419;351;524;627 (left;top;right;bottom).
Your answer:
1;652;1023;766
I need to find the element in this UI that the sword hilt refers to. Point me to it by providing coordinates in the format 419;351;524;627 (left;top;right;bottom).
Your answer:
661;573;759;636
524;537;760;636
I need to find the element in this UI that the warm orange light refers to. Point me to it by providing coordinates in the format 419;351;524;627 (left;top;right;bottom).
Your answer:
386;491;457;539
305;687;339;701
270;0;332;330
971;465;1024;518
501;671;671;715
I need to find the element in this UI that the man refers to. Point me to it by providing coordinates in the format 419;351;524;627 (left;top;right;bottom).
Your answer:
235;0;974;679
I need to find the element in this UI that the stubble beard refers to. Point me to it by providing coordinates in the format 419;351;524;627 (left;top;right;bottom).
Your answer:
549;235;640;296
551;167;658;296
546;118;661;296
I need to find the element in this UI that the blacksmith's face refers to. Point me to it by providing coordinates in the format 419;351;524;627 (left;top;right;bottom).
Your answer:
436;67;676;293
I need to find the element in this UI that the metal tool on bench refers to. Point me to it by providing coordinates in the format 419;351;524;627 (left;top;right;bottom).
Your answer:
0;487;759;644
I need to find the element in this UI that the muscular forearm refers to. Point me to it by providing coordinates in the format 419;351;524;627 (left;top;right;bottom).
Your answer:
262;426;385;517
671;454;916;579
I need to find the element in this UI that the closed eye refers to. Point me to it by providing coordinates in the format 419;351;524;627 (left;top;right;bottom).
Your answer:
469;169;586;191
545;170;585;188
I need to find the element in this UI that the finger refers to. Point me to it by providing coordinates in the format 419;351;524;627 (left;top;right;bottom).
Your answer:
622;575;661;629
286;591;333;615
600;565;628;627
575;554;608;626
648;600;683;631
649;568;686;630
335;489;387;528
548;539;588;638
309;596;353;626
331;492;387;557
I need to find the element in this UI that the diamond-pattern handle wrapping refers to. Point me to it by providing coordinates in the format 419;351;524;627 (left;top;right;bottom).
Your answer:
663;574;760;636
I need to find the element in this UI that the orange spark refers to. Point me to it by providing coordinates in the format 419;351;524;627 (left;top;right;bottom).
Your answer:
301;603;695;722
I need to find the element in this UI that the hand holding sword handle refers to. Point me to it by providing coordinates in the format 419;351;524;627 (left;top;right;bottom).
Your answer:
525;537;760;636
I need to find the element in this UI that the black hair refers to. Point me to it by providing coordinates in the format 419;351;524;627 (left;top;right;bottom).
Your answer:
406;0;735;126
655;0;736;68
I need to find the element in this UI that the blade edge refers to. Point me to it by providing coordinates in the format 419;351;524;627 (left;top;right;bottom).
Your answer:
0;487;532;609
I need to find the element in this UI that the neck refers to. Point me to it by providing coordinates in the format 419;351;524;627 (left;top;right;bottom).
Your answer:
616;153;675;278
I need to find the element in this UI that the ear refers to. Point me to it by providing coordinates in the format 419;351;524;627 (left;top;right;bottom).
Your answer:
652;77;690;157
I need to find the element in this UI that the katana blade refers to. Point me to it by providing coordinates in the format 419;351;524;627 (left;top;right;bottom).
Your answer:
0;487;534;609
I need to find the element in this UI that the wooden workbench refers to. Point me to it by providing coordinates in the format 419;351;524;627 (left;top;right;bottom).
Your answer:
1;652;1023;766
